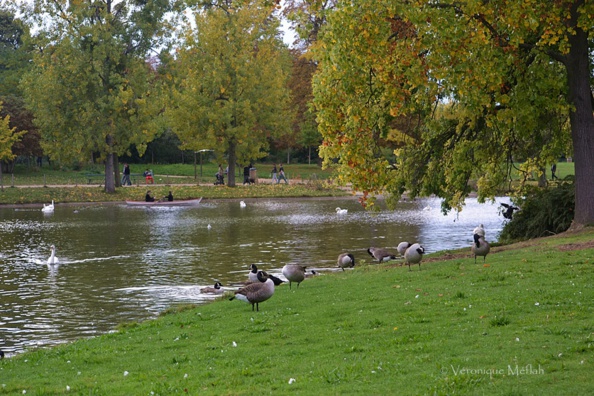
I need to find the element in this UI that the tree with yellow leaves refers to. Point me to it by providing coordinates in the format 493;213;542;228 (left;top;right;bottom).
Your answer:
0;103;25;186
312;0;593;226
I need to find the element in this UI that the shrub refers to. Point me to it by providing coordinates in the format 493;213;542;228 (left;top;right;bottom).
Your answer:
499;176;574;242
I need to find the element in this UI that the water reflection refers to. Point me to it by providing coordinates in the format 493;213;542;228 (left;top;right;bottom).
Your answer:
0;197;510;355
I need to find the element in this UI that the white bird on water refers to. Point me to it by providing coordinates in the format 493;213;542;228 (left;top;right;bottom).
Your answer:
240;201;247;208
47;245;59;265
42;200;55;213
335;207;348;215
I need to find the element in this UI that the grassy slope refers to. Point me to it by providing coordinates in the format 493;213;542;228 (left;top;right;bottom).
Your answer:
1;229;592;395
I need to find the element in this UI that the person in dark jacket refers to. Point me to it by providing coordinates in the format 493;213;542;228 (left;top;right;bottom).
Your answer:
145;190;155;202
121;163;131;186
243;163;252;185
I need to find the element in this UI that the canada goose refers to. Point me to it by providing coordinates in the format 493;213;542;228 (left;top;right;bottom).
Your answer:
268;274;285;286
404;243;425;270
248;264;259;283
282;264;306;289
201;282;224;294
230;271;275;311
500;203;519;219
471;236;490;263
248;264;284;286
337;253;355;271
335;207;348;214
47;245;59;265
397;242;411;256
42;200;54;213
367;247;397;263
473;224;485;247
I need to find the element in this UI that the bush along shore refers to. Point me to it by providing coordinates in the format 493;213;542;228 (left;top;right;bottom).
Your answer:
0;228;593;394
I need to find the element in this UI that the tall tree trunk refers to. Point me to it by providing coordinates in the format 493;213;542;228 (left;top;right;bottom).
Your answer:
566;7;594;227
228;138;237;187
537;168;547;188
104;134;116;193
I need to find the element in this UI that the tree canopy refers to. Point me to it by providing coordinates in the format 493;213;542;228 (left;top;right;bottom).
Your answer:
169;0;291;186
21;0;176;192
0;8;40;163
312;0;593;226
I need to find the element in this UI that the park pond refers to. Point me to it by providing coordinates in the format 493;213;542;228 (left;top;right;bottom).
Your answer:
0;196;511;356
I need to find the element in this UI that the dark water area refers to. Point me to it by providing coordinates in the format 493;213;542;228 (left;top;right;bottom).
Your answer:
0;196;510;356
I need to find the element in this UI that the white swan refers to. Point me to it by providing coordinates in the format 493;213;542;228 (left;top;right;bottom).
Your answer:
240;201;247;208
335;207;348;214
47;245;59;265
42;200;55;213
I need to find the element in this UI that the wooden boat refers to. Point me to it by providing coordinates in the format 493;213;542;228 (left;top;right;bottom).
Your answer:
125;197;203;207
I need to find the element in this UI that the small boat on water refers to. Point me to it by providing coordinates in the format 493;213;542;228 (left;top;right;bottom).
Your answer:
125;197;203;207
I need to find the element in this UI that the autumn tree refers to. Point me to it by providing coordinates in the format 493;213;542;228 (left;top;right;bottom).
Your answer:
21;0;177;192
313;0;594;226
0;103;25;183
0;8;40;166
285;50;319;164
278;1;336;164
169;0;291;186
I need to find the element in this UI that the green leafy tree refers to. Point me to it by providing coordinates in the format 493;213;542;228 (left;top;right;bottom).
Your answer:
312;0;593;226
169;0;291;186
21;0;177;192
0;8;40;164
0;103;25;183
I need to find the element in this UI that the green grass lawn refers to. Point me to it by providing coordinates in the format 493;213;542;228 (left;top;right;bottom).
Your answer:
0;163;344;204
1;228;592;395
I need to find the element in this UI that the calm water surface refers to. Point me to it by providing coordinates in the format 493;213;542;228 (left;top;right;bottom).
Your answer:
0;197;510;356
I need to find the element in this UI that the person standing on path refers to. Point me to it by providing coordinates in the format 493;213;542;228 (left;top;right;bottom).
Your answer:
243;163;253;185
121;163;132;186
277;163;288;184
271;163;278;184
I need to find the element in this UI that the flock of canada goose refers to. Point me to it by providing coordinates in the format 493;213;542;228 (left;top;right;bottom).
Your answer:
225;223;491;312
226;241;428;312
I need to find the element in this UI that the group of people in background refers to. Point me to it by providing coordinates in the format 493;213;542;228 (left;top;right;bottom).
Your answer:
128;161;289;191
121;164;154;185
214;162;288;185
271;163;288;184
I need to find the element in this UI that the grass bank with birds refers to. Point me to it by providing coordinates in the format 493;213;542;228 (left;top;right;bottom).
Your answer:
1;228;592;395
